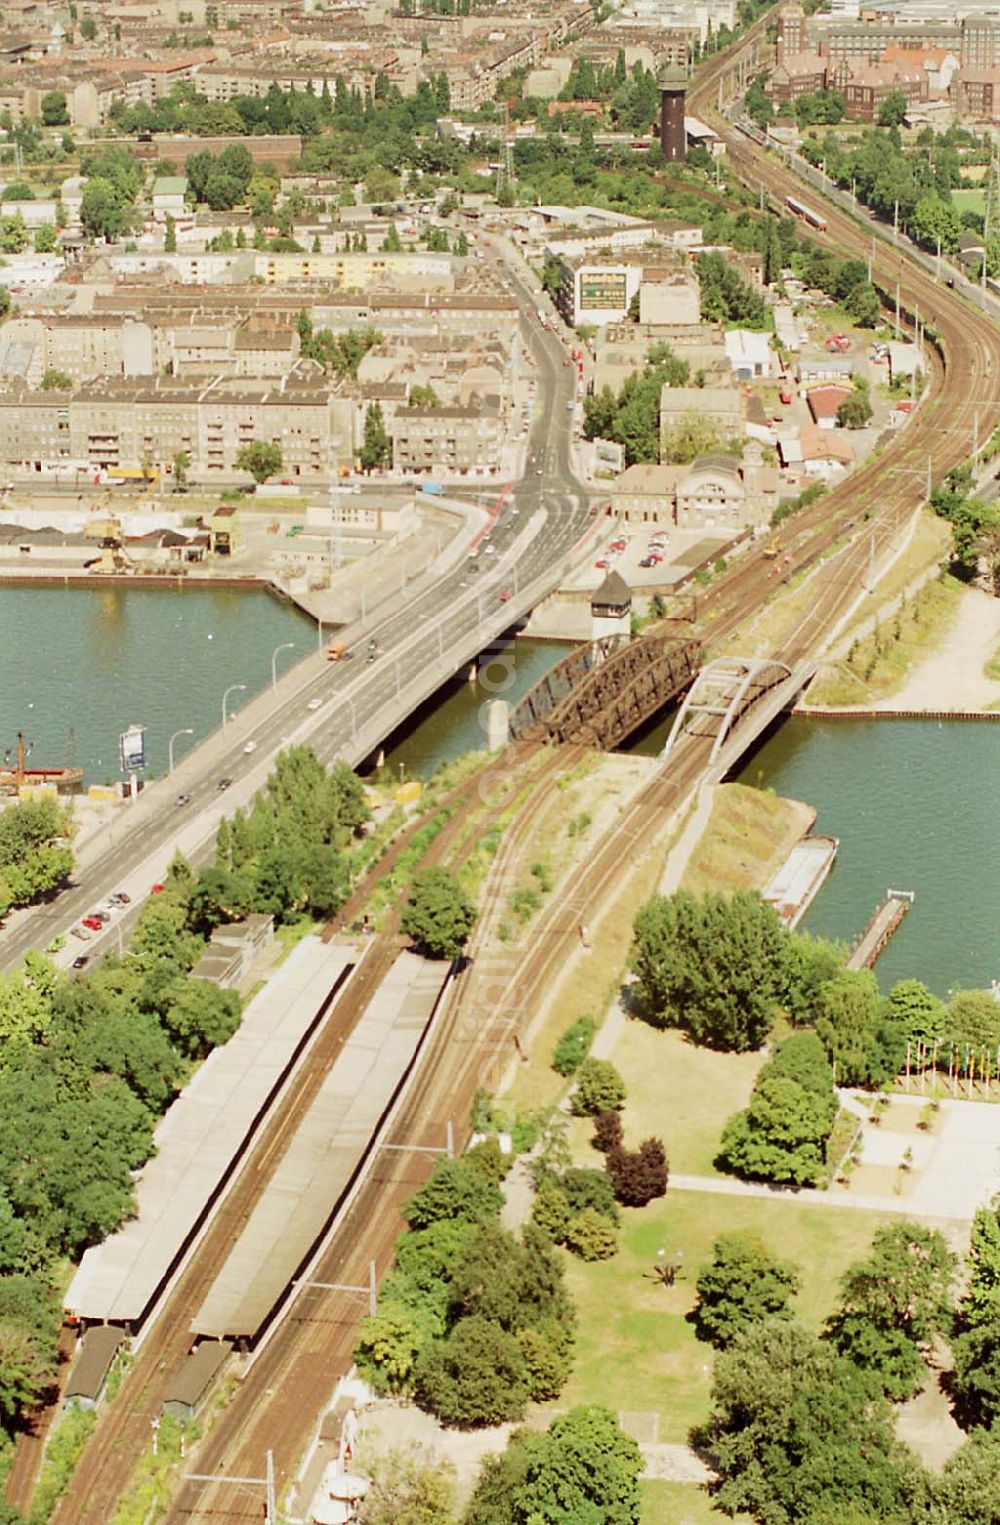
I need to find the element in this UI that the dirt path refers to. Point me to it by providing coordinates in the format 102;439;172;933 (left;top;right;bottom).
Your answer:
872;585;1000;711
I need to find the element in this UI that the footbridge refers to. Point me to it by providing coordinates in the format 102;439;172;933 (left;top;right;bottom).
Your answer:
510;632;702;749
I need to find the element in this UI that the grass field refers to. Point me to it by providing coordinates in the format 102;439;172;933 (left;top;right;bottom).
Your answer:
570;1023;762;1177
952;188;986;217
642;1479;752;1525
551;1191;893;1447
681;783;813;898
807;571;962;706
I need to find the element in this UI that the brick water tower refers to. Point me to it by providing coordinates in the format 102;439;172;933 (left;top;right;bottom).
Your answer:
659;64;688;163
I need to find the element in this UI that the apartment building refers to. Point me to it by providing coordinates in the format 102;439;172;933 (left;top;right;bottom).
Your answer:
0;369;355;478
391;401;503;475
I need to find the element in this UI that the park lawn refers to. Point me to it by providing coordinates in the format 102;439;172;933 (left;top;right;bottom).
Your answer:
641;1480;751;1525
551;1191;894;1445
570;1022;763;1177
952;188;986;217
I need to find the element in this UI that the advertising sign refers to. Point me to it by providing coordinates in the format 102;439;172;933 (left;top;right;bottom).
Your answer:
119;724;146;773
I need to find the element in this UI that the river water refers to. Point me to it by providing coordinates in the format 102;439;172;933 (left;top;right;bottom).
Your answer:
6;586;995;996
2;584;312;782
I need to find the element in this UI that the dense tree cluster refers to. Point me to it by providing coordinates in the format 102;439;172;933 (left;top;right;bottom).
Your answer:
696;252;769;328
718;1032;837;1186
930;464;1000;589
79;144;143;241
953;1199;1000;1428
0;797;73;919
185;143;253;210
631;889;790;1052
530;1165;620;1260
582;343;691;466
192;747;368;928
355;1154;574;1426
297;312;383;379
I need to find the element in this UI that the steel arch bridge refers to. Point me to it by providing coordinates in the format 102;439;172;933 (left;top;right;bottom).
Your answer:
510;633;702;750
661;656;793;764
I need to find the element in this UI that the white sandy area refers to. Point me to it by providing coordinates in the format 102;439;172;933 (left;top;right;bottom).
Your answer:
872;585;1000;711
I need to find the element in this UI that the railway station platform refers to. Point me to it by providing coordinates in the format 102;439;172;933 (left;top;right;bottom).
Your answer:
191;951;449;1344
65;935;360;1327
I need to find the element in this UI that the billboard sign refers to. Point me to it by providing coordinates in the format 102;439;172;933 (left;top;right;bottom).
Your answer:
119;724;146;773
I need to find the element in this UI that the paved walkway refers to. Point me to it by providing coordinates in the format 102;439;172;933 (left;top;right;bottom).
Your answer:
668;1172;966;1220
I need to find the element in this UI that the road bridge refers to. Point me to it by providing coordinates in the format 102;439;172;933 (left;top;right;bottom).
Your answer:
509;632;701;748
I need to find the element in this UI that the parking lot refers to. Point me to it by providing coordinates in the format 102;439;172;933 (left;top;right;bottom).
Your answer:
566;522;739;595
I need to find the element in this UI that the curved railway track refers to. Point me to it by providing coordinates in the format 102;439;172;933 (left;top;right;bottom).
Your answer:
46;31;1000;1525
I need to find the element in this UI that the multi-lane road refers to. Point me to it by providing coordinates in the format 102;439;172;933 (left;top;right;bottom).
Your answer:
0;251;591;973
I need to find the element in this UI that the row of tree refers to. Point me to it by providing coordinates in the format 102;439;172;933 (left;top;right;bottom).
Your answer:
0;797;73;920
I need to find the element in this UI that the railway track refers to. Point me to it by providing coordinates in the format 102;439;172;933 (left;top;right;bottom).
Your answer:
44;743;561;1525
48;31;1000;1525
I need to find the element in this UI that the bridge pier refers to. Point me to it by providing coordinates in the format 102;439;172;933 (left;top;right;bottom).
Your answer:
486;700;510;751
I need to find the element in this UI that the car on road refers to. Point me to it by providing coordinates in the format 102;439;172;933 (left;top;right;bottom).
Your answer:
97;899;118;916
484;543;496;555
307;698;323;710
71;926;92;942
72;955;89;971
499;589;512;603
639;556;657;568
174;792;191;807
217;777;233;791
82;916;103;932
243;740;257;754
595;558;610;570
110;891;131;906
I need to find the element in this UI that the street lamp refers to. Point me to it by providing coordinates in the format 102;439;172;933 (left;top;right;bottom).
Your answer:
222;683;247;727
271;642;296;691
168;727;194;775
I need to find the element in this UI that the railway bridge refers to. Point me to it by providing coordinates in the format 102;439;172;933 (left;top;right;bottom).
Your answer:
509;631;702;749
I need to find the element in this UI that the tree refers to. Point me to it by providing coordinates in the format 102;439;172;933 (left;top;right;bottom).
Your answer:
837;390;874;429
814;968;904;1088
883;979;946;1051
718;1032;837;1186
235;439;282;484
0;214;29;254
0;1322;50;1423
400;868;476;960
707;1321;923;1525
937;1429;1000;1525
355;1305;424;1394
694;1231;800;1347
530;1180;572;1242
161;979;240;1059
592;1108;623;1154
383;221;403;252
551;1014;595;1076
564;1207;618;1261
878;90;908;128
164;213;177;252
403;1157;503;1231
356;1444;457;1525
40;91;68;127
415;1314;529;1428
569;1058;625;1116
360;400;391;471
33;223;57;254
952;1200;1000;1427
40;369;73;392
80;179;127;242
606;1137;668;1208
826;1222;955;1399
465;1406;642;1525
947;989;1000;1053
631;889;788;1052
408;384;440;409
172;449;189;491
203;170;242;211
80;14;97;38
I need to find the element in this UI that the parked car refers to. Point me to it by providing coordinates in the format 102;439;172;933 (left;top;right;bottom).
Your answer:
72;955;89;971
175;793;191;807
82;916;103;932
307;698;322;711
243;741;257;754
217;777;233;791
71;926;92;942
595;558;610;570
110;892;131;905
